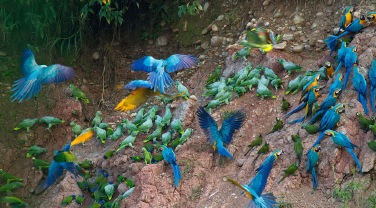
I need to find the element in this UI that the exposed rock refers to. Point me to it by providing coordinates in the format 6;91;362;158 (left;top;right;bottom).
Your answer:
201;41;209;50
92;51;100;60
216;15;224;21
263;0;270;6
156;35;168;46
273;41;287;50
293;15;304;25
0;51;7;56
357;48;375;68
292;44;304;53
211;24;219;32
282;34;294;41
203;2;209;12
210;36;226;47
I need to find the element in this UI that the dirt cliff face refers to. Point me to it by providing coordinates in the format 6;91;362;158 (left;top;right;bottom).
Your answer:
4;0;376;207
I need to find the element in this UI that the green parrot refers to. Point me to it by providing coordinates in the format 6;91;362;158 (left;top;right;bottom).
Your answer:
143;143;154;153
285;75;303;95
277;162;299;184
206;99;222;111
252;142;269;164
153;154;164;162
0;169;23;183
32;157;50;171
104;183;115;200
75;195;85;205
14;118;39;132
278;58;303;74
247;67;262;79
0;196;28;208
244;133;263;156
122;119;138;134
26;145;47;158
69;84;89;103
111;187;135;208
267;117;283;134
171;138;180;149
104;150;115;159
98;122;109;129
93;126;107;144
235;64;252;85
144;125;163;143
117;132;138;151
61;195;76;206
78;159;94;169
89;201;101;208
257;83;275;99
131;155;143;162
175;81;190;100
258;75;269;86
162;106;172;127
171;119;184;135
281;97;291;112
77;181;88;192
109;125;123;140
240;27;273;53
263;67;279;81
301;124;319;134
356;112;375;131
144;106;159;121
232;46;250;61
142;147;152;164
138;117;153;133
234;86;247;96
242;77;259;91
92;111;102;127
368;141;376;151
70;121;83;137
179;128;193;144
206;65;222;86
292;134;303;164
161;131;172;146
370;123;376;136
39;116;64;129
133;107;145;125
217;91;233;104
0;181;22;193
271;78;283;90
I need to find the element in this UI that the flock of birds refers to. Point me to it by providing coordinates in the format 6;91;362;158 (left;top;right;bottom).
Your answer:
2;5;376;208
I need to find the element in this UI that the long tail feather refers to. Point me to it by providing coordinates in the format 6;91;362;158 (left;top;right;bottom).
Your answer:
371;86;376;113
172;164;182;187
284;102;306;119
346;148;363;173
217;145;234;159
334;62;343;74
305;111;323;125
342;67;352;92
359;94;369;115
311;168;318;191
288;116;305;124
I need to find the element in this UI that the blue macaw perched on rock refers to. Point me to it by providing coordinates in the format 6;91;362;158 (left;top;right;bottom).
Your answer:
368;60;376;113
342;47;357;91
306;88;342;125
288;86;320;124
300;74;320;102
130;54;198;94
328;73;343;95
310;103;345;149
306;145;321;191
324;14;366;55
161;145;182;187
11;48;74;102
34;143;79;194
334;42;350;75
337;6;354;34
324;130;362;173
352;66;368;115
224;149;282;208
368;12;376;23
196;106;245;159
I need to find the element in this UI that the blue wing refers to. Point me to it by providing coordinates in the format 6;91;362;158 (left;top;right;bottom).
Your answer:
10;71;42;102
369;60;376;112
196;106;220;144
219;110;246;144
131;56;159;72
21;48;39;76
147;68;174;93
248;153;276;195
34;160;64;194
164;54;198;73
42;64;75;84
123;80;152;90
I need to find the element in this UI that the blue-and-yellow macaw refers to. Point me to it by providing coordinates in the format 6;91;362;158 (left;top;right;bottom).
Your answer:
131;54;198;94
34;143;79;194
368;60;376;113
337;6;354;35
328;73;343;95
161;145;182;187
334;42;350;75
324;130;362;173
310;103;345;149
196;106;245;159
10;48;74;103
324;61;335;79
325;15;366;54
224;149;282;208
352;66;368;115
367;12;376;23
342;47;357;91
300;74;320;102
306;145;321;191
288;86;320;124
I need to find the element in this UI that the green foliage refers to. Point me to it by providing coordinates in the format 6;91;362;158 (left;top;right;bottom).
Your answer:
178;1;203;18
81;0;130;26
332;180;373;208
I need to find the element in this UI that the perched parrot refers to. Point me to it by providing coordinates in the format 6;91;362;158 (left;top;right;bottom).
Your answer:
104;183;115;200
306;88;341;125
171;118;184;135
109;125;123;140
244;133;263;156
162;106;172;127
196;106;245;159
287;86;320;124
278;162;299;184
324;61;335;79
224;149;282;208
70;121;83;138
0;169;23;183
0;182;22;193
61;195;76;206
34;143;79;194
342;48;358;92
161;131;172;146
161;145;182;187
334;43;350;75
328;73;343;95
91;111;102;127
138;117;153;134
352;66;368;115
32;157;50;171
130;54;198;94
175;81;190;100
300;74;320;102
240;27;274;52
206;65;222;86
285;75;303;95
78;159;94;169
0;196;28;208
179;128;193;144
14;118;39;132
257;83;275;99
369;60;376;113
325;15;366;55
232;46;250;61
367;11;376;23
267;117;283;134
370;123;376;137
301;123;320;134
75;195;85;205
338;6;354;33
278;58;303;75
292;133;303;164
122;119;138;134
142;147;152;164
368;141;376;151
324;130;362;173
10;48;74;102
144;124;162;143
252;142;269;164
69;84;89;103
93;126;107;144
70;128;94;146
117;132;138;151
26;145;47;158
39;116;64;130
281;97;291;112
263;66;279;81
306;145;321;191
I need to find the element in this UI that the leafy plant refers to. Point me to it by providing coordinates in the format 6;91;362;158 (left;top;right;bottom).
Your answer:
333;180;367;208
178;1;203;18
